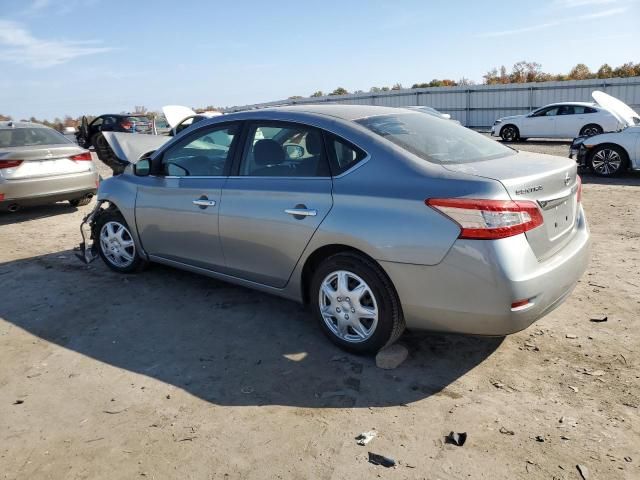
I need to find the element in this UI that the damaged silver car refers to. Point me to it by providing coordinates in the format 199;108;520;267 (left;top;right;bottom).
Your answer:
79;105;590;353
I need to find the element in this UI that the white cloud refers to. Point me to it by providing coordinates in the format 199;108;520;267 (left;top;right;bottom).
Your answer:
553;0;619;7
478;7;627;37
0;19;112;68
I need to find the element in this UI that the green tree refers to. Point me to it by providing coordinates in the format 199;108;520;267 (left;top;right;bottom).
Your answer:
329;87;348;96
597;63;613;79
568;63;593;80
310;91;324;97
380;86;390;91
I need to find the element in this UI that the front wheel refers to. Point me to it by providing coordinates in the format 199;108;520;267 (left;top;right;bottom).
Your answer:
589;145;627;177
500;125;519;142
310;252;405;354
95;210;146;273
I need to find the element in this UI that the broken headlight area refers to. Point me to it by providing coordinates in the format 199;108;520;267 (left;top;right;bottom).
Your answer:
76;201;110;264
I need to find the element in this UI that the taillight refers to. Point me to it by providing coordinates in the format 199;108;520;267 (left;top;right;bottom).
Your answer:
576;175;582;203
0;160;23;169
70;152;92;161
121;121;132;130
427;198;544;240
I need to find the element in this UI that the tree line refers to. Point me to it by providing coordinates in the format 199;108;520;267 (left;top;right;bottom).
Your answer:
299;61;640;98
4;61;638;124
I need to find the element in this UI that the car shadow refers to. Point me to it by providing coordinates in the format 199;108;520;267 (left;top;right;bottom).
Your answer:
579;170;640;186
0;202;80;226
0;250;503;408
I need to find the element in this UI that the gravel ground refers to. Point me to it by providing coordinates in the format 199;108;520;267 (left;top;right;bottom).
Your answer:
0;139;638;479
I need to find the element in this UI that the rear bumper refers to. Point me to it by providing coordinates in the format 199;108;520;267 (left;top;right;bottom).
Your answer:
380;205;590;335
0;171;98;209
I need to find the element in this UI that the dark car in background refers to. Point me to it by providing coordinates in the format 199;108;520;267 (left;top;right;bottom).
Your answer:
76;114;151;150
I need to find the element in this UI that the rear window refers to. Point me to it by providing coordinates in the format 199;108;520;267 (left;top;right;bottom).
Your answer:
0;127;71;148
355;113;513;164
126;116;149;124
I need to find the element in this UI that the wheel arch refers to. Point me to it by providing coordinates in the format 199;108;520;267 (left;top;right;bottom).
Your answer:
299;244;396;305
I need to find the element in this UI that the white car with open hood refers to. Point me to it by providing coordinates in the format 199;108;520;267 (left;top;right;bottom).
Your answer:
569;91;640;177
491;92;628;141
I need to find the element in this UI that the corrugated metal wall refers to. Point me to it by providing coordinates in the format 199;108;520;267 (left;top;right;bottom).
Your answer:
224;77;640;128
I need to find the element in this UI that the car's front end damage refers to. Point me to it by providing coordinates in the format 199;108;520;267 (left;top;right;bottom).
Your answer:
569;135;589;167
77;200;111;263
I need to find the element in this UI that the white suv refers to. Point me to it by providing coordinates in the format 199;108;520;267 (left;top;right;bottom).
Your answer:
491;102;622;141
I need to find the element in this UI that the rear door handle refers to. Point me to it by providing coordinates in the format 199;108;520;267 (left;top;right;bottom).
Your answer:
193;199;216;207
285;208;317;217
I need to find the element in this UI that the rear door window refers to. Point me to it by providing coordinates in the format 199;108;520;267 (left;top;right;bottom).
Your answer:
238;123;330;177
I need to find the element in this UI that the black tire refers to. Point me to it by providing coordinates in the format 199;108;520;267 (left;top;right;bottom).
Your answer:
500;125;519;142
310;252;405;354
579;124;603;137
90;133;101;149
588;144;627;177
69;196;92;207
95;209;146;273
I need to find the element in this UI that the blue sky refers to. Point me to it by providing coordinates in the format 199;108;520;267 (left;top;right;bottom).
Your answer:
0;0;638;120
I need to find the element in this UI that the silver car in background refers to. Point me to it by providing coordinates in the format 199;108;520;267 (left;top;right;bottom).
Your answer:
82;105;590;353
1;122;99;212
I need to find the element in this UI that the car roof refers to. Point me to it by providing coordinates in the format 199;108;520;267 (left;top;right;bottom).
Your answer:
251;104;408;121
543;102;597;108
0;121;50;130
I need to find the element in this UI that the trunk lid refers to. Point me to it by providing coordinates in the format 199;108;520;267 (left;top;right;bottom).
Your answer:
0;145;91;179
442;151;580;260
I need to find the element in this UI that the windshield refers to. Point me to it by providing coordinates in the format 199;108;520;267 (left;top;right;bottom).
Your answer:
356;112;513;164
0;127;71;148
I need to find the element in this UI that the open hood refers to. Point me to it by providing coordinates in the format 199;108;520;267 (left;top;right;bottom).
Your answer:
162;105;197;129
592;90;640;128
102;132;171;164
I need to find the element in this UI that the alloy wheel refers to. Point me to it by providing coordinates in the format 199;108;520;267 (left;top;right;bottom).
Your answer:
318;270;379;343
591;148;622;176
99;221;136;268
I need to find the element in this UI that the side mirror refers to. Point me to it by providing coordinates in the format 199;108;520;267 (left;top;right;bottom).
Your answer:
285;144;305;160
133;158;151;176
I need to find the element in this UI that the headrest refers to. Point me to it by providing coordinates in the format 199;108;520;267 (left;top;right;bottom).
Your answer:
254;139;284;166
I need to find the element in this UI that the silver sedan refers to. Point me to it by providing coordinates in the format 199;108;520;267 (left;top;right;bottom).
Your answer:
1;121;98;212
81;105;590;353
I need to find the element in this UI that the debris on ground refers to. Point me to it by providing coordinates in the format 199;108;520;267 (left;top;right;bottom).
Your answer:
590;315;608;323
576;464;589;480
355;430;377;446
375;344;408;370
499;427;515;435
624;456;632;462
103;409;127;414
568;386;579;392
445;431;467;446
566;334;578;339
582;369;605;377
535;435;545;442
367;452;396;468
13;399;24;405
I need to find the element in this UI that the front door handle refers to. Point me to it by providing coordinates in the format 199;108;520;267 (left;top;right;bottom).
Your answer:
193;198;216;208
285;208;317;217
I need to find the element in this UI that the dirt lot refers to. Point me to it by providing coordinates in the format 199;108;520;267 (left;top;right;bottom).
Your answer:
1;139;638;479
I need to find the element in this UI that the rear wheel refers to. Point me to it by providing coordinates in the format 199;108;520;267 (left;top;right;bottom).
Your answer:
500;125;519;142
95;210;146;273
589;145;627;177
310;252;405;354
580;124;603;137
